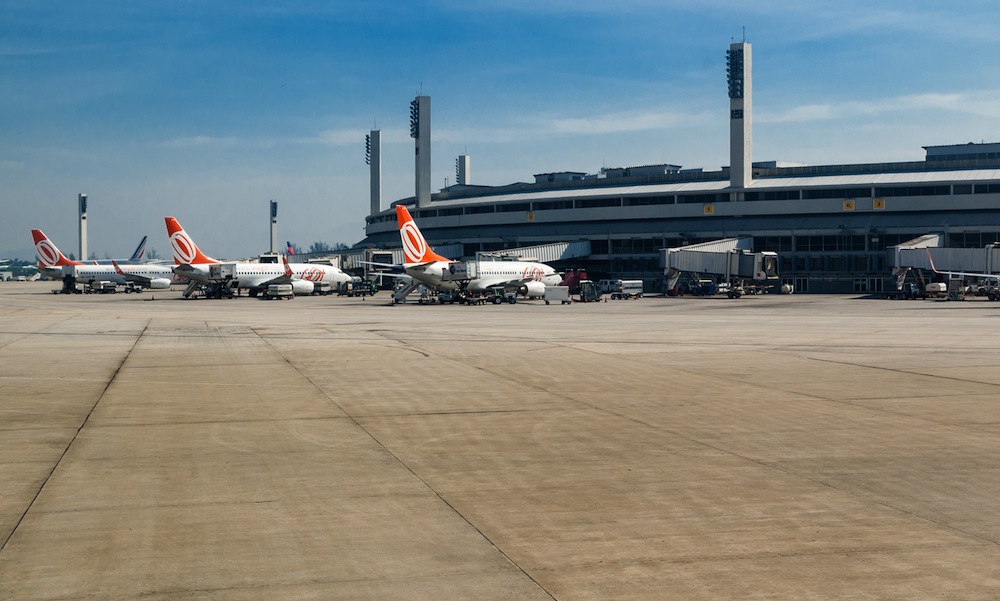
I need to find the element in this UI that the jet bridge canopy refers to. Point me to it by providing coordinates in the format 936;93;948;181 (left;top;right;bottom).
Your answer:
660;237;778;293
477;240;592;264
890;234;1000;272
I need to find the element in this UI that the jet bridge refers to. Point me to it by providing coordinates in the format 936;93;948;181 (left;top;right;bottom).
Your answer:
661;237;779;298
889;234;1000;297
891;237;1000;273
477;240;592;264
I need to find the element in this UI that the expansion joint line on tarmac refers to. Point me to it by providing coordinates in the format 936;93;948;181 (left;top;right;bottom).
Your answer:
0;319;151;553
253;328;559;601
500;343;1000;549
804;353;1000;389
0;313;78;351
696;349;1000;437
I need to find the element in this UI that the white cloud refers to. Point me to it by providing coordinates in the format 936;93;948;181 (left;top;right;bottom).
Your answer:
306;128;413;146
760;90;1000;123
427;109;716;144
758;104;834;123
899;92;1000;118
549;110;709;135
160;135;241;148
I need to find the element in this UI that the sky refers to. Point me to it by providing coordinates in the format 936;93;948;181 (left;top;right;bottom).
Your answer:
2;0;1000;260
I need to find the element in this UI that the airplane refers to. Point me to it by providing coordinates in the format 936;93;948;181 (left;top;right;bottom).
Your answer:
110;260;173;291
31;229;173;289
388;204;561;303
164;217;350;297
91;236;148;265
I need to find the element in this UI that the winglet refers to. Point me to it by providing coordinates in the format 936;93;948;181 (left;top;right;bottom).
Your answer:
164;217;219;265
283;254;293;277
111;260;125;275
31;229;83;267
395;205;451;265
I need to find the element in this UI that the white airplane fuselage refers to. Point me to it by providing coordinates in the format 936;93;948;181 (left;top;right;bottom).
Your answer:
289;263;351;288
177;262;293;288
44;263;175;289
405;260;561;295
176;261;344;295
466;261;562;293
404;261;461;291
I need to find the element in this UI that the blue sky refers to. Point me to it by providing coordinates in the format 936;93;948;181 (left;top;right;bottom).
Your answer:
3;1;999;260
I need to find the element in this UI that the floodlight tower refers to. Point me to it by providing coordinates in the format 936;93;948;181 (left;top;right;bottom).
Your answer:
366;129;382;215
456;154;471;186
269;200;278;253
727;41;752;191
410;95;431;208
78;193;88;261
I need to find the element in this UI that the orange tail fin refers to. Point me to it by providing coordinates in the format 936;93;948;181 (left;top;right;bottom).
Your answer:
164;217;219;265
395;205;451;264
31;229;82;267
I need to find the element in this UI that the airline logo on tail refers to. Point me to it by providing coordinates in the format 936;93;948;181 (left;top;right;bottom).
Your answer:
130;236;148;262
164;217;218;265
396;205;450;265
31;229;82;267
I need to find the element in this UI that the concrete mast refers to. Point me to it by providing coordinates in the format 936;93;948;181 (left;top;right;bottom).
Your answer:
367;129;381;215
727;41;752;192
411;95;431;208
78;193;88;261
269;200;278;254
456;154;471;186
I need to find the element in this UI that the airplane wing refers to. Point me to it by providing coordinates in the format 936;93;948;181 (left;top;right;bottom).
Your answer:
257;273;295;287
482;277;530;291
404;262;439;273
112;260;150;286
171;263;203;283
112;260;173;289
367;271;410;280
357;259;406;272
257;255;297;287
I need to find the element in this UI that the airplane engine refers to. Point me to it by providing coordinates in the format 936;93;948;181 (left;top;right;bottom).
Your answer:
148;278;172;290
518;280;546;298
291;280;315;295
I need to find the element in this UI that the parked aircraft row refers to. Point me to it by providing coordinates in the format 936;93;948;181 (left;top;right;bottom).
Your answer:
31;208;563;301
31;218;351;296
164;217;350;297
32;229;176;289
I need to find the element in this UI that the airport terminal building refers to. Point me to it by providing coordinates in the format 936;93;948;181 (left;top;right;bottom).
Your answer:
359;43;1000;294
